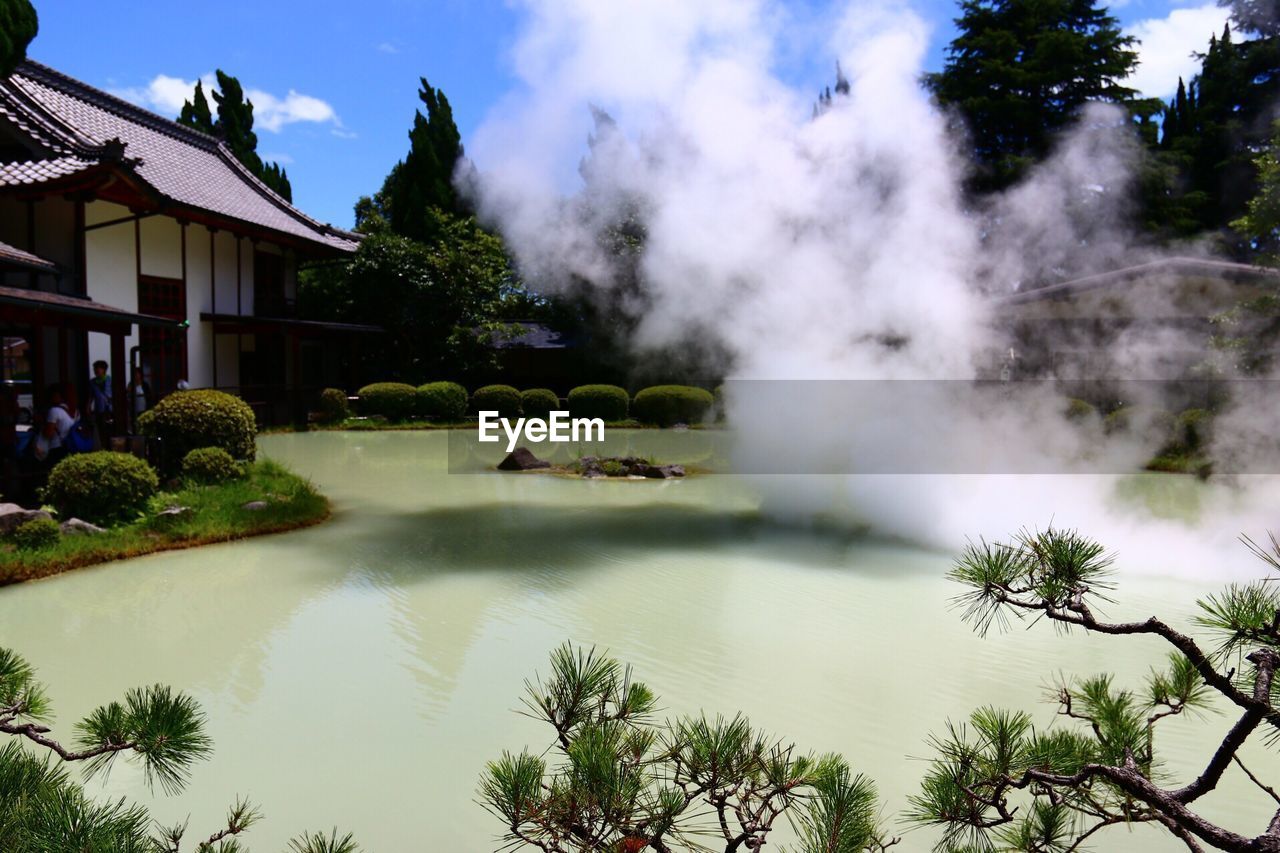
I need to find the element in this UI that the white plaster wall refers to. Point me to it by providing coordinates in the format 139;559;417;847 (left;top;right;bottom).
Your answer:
84;201;137;373
212;231;240;314
185;226;212;388
139;216;183;280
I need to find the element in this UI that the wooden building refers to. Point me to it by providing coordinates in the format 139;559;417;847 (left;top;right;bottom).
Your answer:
0;60;377;428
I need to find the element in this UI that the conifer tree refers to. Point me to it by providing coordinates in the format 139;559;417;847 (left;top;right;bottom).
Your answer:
926;0;1143;192
178;71;293;202
176;79;215;135
379;77;464;242
0;0;37;78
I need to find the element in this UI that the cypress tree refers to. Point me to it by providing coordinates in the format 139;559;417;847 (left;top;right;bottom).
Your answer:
0;0;37;78
177;80;215;135
179;71;292;202
380;77;464;241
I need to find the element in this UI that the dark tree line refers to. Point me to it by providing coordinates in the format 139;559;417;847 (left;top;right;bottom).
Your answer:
917;0;1280;259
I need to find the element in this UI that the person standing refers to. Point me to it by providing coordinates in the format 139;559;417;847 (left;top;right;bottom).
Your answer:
33;383;75;467
88;359;112;446
127;366;152;434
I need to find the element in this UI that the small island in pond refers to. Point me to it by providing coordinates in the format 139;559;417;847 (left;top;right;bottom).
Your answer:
497;447;687;479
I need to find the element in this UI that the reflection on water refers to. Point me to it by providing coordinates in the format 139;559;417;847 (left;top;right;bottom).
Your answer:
0;431;1274;851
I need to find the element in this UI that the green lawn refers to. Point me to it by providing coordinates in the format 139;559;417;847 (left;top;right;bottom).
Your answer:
0;459;328;585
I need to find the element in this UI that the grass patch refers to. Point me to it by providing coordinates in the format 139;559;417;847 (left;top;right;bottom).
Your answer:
0;459;328;585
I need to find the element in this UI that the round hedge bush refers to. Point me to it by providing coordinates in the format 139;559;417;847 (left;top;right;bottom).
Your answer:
472;384;522;418
11;517;59;551
43;451;159;526
138;389;256;472
318;388;349;423
357;382;419;421
631;385;715;426
567;385;629;422
417;381;468;420
182;447;245;485
520;388;561;420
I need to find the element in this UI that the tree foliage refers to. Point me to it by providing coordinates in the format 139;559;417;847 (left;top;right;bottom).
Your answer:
0;0;37;78
377;77;465;242
177;71;293;201
0;645;358;852
911;527;1280;852
481;643;897;853
307;219;513;380
926;0;1143;192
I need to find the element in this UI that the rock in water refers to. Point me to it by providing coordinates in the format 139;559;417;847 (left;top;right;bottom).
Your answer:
0;503;52;535
60;518;105;535
498;447;551;471
638;464;686;479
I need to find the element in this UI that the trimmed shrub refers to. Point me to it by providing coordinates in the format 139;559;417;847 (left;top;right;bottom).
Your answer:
317;388;349;423
520;388;561;420
181;447;245;485
11;517;59;551
357;382;418;421
472;384;522;418
632;385;715;427
417;381;468;420
1064;398;1097;422
138;389;256;472
43;451;159;526
567;385;629;422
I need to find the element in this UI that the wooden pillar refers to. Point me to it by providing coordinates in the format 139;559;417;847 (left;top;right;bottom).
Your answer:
111;330;126;435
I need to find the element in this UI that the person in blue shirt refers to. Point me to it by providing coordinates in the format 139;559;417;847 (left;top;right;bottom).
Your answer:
88;360;113;447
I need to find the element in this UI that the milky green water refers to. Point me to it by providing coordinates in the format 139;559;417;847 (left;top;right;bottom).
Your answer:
0;431;1275;851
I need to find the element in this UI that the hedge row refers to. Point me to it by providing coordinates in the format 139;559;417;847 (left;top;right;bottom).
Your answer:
353;382;715;425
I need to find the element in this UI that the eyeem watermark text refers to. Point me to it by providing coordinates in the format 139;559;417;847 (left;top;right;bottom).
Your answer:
478;411;605;452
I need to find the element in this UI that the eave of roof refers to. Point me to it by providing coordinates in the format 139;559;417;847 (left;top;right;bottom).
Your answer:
0;240;57;273
0;285;183;328
200;312;383;335
1002;257;1280;305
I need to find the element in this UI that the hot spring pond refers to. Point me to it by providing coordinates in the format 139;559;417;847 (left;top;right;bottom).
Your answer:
1;430;1276;851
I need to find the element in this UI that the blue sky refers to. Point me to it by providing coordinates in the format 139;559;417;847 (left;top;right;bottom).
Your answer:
26;0;1230;229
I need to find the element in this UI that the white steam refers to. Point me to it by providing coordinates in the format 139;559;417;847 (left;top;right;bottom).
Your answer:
465;0;1280;579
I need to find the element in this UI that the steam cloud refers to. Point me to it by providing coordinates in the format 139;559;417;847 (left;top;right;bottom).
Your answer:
464;0;1280;578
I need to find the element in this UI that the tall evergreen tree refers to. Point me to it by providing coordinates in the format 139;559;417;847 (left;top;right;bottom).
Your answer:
0;0;36;78
1153;22;1280;250
926;0;1143;192
1221;0;1280;37
178;71;293;202
379;77;464;242
177;79;215;135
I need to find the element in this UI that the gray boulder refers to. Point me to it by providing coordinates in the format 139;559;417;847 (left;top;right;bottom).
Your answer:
497;447;551;471
60;518;105;536
0;503;52;536
241;500;270;512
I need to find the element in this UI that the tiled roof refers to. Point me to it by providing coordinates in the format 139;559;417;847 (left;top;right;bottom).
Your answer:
0;156;96;186
0;61;358;254
0;239;57;272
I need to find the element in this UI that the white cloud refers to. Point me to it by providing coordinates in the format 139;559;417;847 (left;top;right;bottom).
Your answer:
1126;2;1231;98
110;73;342;134
246;88;338;132
376;42;399;54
